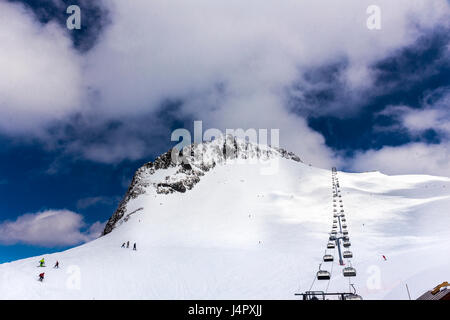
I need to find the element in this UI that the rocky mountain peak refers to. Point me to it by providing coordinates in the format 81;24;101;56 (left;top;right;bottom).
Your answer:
102;136;302;235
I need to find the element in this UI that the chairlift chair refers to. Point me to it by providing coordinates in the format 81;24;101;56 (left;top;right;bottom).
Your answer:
343;267;356;277
343;240;351;247
323;254;334;262
317;263;331;280
327;242;335;249
343;250;353;258
317;270;331;280
344;294;363;300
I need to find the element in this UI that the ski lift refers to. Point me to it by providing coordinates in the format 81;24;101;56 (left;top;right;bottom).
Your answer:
317;264;331;280
342;224;347;228
329;234;336;241
342;230;348;235
333;219;337;223
343;250;353;258
327;242;335;249
331;230;337;235
323;254;334;262
333;209;337;212
343;266;356;277
344;285;363;300
341;218;346;222
332;224;337;228
343;240;351;247
344;293;363;300
317;270;331;280
343;236;350;241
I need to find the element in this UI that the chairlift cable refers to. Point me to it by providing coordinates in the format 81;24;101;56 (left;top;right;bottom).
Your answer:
309;273;316;291
325;249;335;293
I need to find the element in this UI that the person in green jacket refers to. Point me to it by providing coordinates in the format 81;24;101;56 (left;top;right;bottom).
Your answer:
39;258;45;267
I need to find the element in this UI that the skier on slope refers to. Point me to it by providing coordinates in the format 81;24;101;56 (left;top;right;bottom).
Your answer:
382;255;387;261
121;243;126;248
133;243;136;251
38;273;45;282
39;258;45;267
54;261;59;268
126;241;129;248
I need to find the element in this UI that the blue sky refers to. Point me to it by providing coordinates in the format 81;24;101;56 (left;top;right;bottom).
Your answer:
0;0;449;263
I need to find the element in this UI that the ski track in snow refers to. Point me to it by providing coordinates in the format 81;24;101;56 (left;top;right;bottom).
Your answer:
1;155;449;299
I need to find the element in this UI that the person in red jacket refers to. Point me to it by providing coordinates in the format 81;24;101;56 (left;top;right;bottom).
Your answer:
382;255;387;261
39;273;45;282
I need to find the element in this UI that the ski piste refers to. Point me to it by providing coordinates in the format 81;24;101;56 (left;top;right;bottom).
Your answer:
298;168;361;300
0;139;449;299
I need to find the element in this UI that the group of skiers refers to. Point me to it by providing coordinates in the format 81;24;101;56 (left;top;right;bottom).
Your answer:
121;241;137;250
37;258;60;282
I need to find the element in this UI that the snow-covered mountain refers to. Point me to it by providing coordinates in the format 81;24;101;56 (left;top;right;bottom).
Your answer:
1;137;449;299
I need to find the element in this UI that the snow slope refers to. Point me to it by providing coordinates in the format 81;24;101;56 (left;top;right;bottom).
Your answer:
1;139;449;299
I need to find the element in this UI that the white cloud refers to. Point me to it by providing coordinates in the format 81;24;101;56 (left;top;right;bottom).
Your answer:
0;2;84;135
85;0;450;117
350;142;450;177
76;196;118;209
378;87;450;138
0;210;104;247
81;0;450;166
402;108;450;135
1;0;449;169
351;86;450;177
